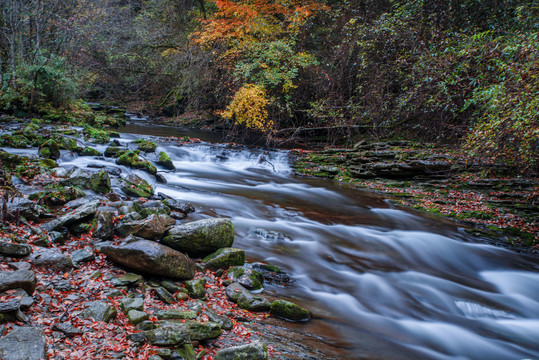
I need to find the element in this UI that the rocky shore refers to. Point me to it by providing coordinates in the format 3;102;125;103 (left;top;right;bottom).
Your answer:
293;140;538;252
0;122;311;360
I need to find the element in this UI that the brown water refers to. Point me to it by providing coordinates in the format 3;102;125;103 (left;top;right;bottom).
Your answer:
55;119;539;359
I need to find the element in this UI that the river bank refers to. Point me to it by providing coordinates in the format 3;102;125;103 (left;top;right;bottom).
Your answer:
293;141;539;253
0;119;314;360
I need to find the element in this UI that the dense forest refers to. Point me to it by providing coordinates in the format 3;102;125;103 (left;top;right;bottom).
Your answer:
0;0;537;173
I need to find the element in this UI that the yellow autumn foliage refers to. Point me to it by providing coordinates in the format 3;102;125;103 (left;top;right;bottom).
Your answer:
221;84;273;131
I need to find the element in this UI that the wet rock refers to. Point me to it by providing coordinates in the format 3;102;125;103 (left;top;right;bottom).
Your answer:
203;307;233;330
27;248;73;272
39;139;60;160
184;320;221;340
227;266;264;291
155;173;167;184
214;341;268;360
0;271;36;295
162;218;234;257
238;294;271;312
203;248;245;270
160;280;182;293
29;186;86;206
111;273;143;287
117;150;157;175
185;278;206;299
156;309;197;320
101;239;195;279
120;297;144;313
127;310;149;325
4;289;33;309
120;174;154;198
145;322;191;346
71;247;95;265
7;262;31;271
128;331;147;343
176;292;189;301
161;198;195;215
0;326;47;360
53;279;72;291
252;263;292;285
157;151;175;170
48;231;67;245
225;283;250;302
61;168;91;188
140;200;171;215
6;198;47;221
81;301;117;323
52;323;83;337
0;241;31;257
89;170;111;194
154;286;175;304
79;147;101;156
94;211;115;240
270;300;311;322
104;146;123;157
42;200;100;232
117;214;175;240
135;320;155;331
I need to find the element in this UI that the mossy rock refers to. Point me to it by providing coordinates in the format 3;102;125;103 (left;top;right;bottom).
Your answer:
83;126;110;144
29;186;85;206
104;146;123;157
135;139;158;153
0;134;29;148
89;170;111;194
156;309;197;320
121;175;154;198
270;300;311;322
117;150;157;175
184;320;222;341
79;147;102;156
227;266;264;290
127;309;149;325
203;248;245;270
237;294;271;312
184;278;206;299
157;151;175;170
0;151;28;168
214;342;268;360
39;139;60;160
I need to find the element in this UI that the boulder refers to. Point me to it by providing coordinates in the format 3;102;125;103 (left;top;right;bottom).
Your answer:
94;211;115;240
39;139;60;160
116;214;175;240
184;320;221;340
42;200;100;232
6;198;46;221
214;342;268;360
0;241;31;257
157;151;175;170
120;297;144;313
225;283;250;302
0;326;47;360
270;300;311;322
162;198;195;215
203;248;245;270
121;175;154;198
227;266;264;290
79;147;101;156
81;301;117;323
100;239;195;279
145;322;191;346
156;309;197;320
89;170;111;194
127;310;149;325
71;247;95;265
185;278;206;299
237;294;271;312
162;218;234;257
0;270;36;294
61;168;91;188
111;273;143;287
27;248;73;271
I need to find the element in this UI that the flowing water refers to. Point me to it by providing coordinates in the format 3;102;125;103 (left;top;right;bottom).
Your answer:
6;117;539;359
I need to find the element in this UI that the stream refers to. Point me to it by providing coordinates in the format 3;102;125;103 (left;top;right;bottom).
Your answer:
5;116;539;359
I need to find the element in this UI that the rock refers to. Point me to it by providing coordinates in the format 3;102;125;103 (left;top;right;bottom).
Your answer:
6;198;46;221
225;283;250;302
79;147;102;156
52;323;83;337
135;320;155;331
42;200;100;232
0;241;31;257
104;146;123;157
203;308;233;330
162;198;195;215
270;300;311;322
71;247;95;265
61;168;91;188
94;211;115;240
117;150;157;175
48;230;67;245
0;326;47;360
214;341;268;360
162;218;234;257
121;297;144;313
157;152;175;170
128;331;147;343
203;248;245;270
39;139;60;160
176;292;189;301
135;139;158;153
156;309;197;320
155;173;167;184
237;294;271;312
184;320;221;340
227;266;264;290
160;280;182;293
116;214;175;240
81;301;117;323
121;174;154;198
185;278;206;299
101;239;195;279
7;262;31;271
0;271;36;295
145;322;191;346
171;344;196;360
127;310;149;325
154;286;175;304
89;170;111;194
111;273;143;287
27;247;73;271
5;289;33;309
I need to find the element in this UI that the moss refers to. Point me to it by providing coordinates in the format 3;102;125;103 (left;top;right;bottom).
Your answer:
121;176;154;198
83;126;110;144
117;150;157;174
134;139;158;152
29;185;85;205
39;139;60;160
104;146;123;157
79;147;102;156
270;300;311;322
89;170;111;193
0;134;30;148
157;151;175;170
